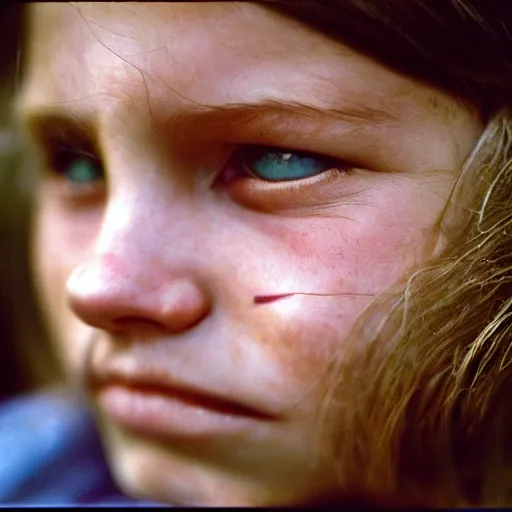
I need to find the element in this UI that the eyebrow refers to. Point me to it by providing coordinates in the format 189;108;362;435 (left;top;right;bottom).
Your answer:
15;105;97;148
185;98;398;124
16;97;398;147
176;98;399;137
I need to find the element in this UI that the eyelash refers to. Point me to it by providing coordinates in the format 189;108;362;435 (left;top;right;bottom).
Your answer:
52;146;97;170
226;145;349;181
41;142;352;198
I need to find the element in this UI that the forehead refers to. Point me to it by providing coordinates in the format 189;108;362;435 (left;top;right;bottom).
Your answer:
21;2;450;121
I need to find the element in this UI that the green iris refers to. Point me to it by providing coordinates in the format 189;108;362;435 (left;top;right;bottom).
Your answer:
66;157;103;183
54;149;104;185
244;147;332;182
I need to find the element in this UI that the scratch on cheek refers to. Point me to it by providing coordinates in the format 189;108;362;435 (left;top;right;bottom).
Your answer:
253;294;295;304
253;291;376;305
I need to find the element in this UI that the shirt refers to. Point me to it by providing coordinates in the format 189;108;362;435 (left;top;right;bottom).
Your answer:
0;388;164;506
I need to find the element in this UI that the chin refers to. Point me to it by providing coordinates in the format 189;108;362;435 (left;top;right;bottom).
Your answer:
100;429;311;507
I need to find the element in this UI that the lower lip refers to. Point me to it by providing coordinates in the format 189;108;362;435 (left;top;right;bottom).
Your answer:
97;384;260;441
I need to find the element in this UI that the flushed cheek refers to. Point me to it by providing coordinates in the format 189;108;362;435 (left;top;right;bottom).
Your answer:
253;214;429;297
339;224;431;291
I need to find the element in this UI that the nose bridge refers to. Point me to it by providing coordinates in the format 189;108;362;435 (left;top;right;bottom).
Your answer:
97;189;155;264
96;185;198;278
94;99;202;264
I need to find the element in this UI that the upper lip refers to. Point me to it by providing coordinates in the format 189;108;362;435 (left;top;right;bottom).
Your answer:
88;364;276;420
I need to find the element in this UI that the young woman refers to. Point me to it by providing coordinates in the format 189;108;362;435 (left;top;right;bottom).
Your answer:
1;1;511;507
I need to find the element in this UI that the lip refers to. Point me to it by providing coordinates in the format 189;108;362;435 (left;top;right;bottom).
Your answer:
90;368;275;442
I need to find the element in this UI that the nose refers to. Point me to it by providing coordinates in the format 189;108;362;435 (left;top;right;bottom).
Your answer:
67;256;211;334
66;205;212;336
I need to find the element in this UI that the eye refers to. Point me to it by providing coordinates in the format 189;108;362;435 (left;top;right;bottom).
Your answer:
41;146;106;201
240;146;338;182
52;148;104;185
220;144;357;213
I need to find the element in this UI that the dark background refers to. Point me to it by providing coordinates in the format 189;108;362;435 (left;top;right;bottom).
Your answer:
0;4;58;402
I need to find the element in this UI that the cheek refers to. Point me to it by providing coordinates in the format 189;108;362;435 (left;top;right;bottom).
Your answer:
250;296;361;389
244;194;439;389
32;201;101;373
253;211;431;298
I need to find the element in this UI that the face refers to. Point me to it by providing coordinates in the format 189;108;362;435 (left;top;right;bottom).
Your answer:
18;2;483;506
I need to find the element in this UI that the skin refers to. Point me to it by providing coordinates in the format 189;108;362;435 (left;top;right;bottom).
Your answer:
17;2;484;507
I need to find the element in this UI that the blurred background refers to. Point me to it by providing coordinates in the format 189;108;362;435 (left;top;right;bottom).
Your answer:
0;4;59;402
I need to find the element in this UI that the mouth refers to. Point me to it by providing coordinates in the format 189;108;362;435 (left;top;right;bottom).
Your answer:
90;370;275;442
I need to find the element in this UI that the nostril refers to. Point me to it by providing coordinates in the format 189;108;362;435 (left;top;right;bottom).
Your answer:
110;314;204;338
109;317;166;339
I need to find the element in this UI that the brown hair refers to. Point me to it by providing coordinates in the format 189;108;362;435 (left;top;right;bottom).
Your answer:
264;0;512;507
267;0;512;115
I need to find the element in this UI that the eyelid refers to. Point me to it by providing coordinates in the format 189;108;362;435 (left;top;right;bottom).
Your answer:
228;167;352;213
24;117;99;168
243;144;344;163
53;144;98;160
19;108;97;149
